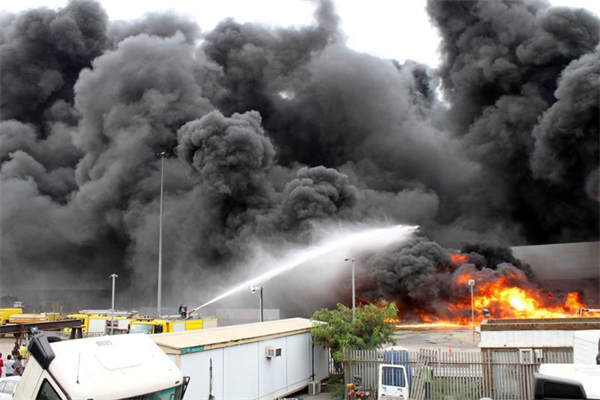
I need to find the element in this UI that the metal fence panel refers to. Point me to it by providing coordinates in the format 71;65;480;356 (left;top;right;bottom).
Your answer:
342;347;572;400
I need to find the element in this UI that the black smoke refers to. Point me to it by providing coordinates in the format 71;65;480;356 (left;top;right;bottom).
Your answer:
1;0;598;309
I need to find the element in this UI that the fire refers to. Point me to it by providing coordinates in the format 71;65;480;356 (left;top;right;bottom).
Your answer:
390;268;595;329
449;253;469;265
469;277;585;320
395;321;465;330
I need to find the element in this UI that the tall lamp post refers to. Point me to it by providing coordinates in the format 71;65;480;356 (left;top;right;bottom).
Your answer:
249;286;263;322
110;274;118;335
157;151;166;317
344;258;356;323
468;278;475;342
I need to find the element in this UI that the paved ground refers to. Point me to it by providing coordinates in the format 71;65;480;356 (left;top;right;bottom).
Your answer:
392;328;480;351
294;390;333;400
0;337;19;359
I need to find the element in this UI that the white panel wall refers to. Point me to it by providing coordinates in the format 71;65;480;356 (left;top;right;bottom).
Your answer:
176;332;329;400
286;333;311;393
224;343;259;400
313;344;329;381
258;337;287;400
574;330;600;364
480;330;575;348
179;349;224;400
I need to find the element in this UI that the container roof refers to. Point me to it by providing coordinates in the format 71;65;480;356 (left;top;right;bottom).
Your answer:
152;318;316;354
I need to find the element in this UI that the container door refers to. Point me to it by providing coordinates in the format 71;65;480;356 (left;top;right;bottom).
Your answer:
378;364;409;400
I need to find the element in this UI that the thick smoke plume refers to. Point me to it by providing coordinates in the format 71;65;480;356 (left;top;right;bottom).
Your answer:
1;0;598;310
359;237;568;321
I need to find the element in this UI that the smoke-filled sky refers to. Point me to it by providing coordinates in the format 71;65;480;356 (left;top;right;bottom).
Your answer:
2;0;599;67
1;0;598;312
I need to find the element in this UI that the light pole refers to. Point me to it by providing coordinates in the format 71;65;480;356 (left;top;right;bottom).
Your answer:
157;151;166;317
344;258;356;323
249;286;264;322
468;278;475;342
110;274;118;335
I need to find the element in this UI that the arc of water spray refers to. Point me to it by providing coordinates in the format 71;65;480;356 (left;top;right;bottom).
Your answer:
190;224;418;315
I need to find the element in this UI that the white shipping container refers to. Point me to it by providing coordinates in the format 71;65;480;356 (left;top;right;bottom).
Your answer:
153;318;329;400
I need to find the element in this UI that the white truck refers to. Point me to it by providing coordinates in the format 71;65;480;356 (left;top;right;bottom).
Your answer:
12;333;189;400
533;335;600;400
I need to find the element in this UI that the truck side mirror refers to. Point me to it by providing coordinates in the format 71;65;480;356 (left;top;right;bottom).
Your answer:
28;333;61;370
534;373;587;400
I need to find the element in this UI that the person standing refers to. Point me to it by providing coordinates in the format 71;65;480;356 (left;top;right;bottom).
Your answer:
0;352;3;377
12;356;24;376
4;355;15;377
423;364;433;399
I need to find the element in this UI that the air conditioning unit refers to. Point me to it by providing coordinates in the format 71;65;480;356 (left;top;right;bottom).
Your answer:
308;381;322;396
265;346;282;359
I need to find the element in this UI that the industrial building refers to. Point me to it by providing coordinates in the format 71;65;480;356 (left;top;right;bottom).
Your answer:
152;318;329;400
479;317;600;351
511;241;600;281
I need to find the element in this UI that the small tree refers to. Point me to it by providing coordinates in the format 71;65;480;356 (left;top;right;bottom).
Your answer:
311;301;398;362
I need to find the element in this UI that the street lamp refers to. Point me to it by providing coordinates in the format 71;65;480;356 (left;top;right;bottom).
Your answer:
344;258;356;323
157;151;166;317
249;286;263;322
468;278;475;342
110;274;118;335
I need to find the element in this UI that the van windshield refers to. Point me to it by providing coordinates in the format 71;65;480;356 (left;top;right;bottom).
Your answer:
129;324;153;334
121;384;183;400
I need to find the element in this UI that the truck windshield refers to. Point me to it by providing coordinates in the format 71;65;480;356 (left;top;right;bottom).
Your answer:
122;384;183;400
129;324;153;334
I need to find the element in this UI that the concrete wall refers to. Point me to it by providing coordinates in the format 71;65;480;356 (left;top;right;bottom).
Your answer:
174;332;328;400
511;242;599;280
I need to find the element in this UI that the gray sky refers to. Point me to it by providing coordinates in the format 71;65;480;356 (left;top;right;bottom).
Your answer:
2;0;600;67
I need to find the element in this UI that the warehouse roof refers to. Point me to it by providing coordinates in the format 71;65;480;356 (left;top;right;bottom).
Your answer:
152;317;317;354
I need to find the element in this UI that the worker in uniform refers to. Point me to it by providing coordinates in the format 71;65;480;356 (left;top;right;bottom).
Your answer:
423;364;433;399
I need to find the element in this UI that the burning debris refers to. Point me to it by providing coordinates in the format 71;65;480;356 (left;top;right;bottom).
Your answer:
0;0;598;308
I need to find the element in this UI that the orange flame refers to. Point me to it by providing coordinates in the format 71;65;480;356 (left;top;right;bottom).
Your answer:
390;266;595;329
449;253;469;265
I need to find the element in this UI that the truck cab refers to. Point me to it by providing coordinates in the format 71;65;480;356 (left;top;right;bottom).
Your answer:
130;319;168;334
12;333;188;400
0;308;23;324
535;364;600;400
